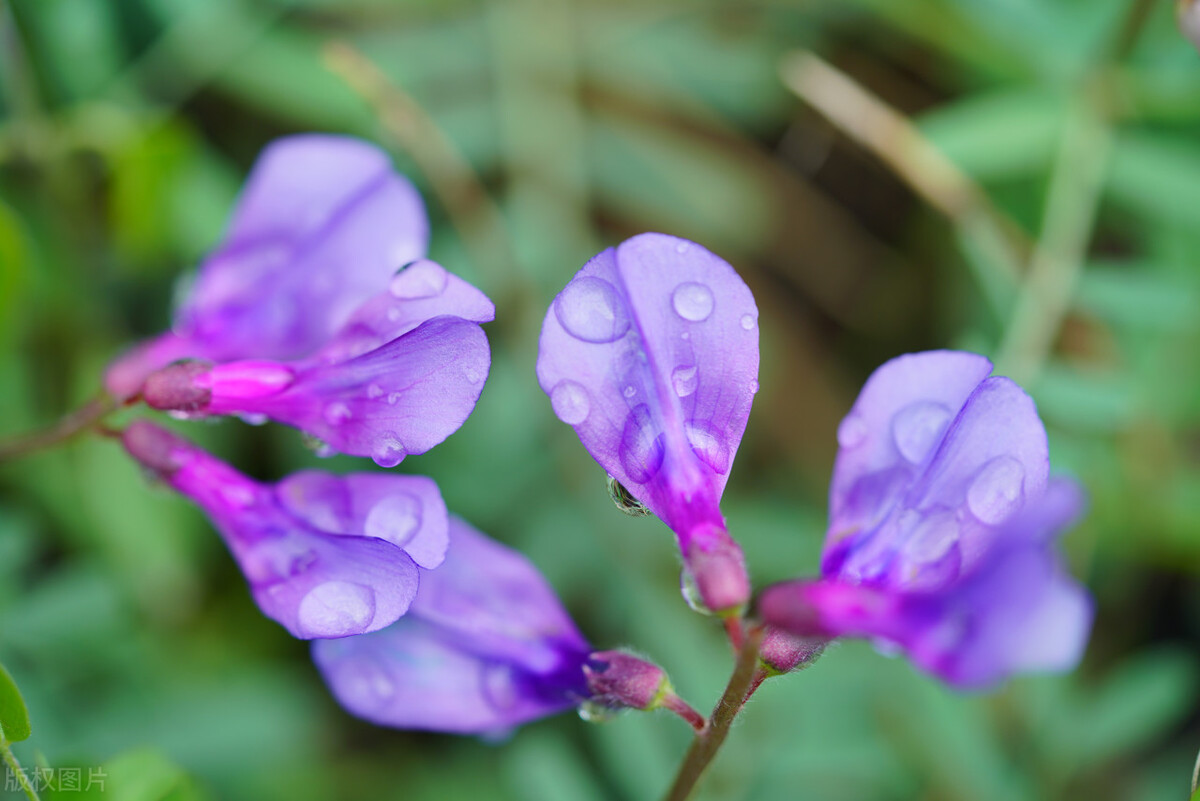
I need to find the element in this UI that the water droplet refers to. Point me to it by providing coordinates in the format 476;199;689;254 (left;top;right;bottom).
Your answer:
740;314;756;331
366;383;384;399
623;385;636;399
750;380;760;393
675;240;690;254
302;433;335;458
900;512;960;565
967;456;1025;525
671;282;714;322
554;276;631;343
482;662;518;711
390;259;448;299
363;493;422;547
371;435;406;468
336;655;396;705
241;540;316;583
671;365;698;398
323;402;352;426
386;307;402;323
298;581;376;638
681;331;690;341
679;565;714;616
837;415;868;448
237;412;268;426
464;367;481;384
618;405;665;483
549;380;590;425
891;401;952;463
578;700;618;723
685;420;731;474
386;392;402;405
606;474;653;517
219;484;256;509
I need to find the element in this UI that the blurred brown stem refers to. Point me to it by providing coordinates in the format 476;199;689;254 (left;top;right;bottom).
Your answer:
0;396;115;463
662;626;764;801
778;50;1027;313
323;41;516;290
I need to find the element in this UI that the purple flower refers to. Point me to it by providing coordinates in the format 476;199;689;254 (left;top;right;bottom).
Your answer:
758;351;1093;688
536;234;759;614
122;420;450;640
105;135;429;400
313;517;590;734
140;264;495;467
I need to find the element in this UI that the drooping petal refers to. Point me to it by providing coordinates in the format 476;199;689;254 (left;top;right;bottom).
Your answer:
121;421;436;639
312;517;590;734
536;234;759;537
105;135;428;398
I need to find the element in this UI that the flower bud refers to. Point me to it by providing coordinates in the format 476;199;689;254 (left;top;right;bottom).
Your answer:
141;361;212;412
584;650;670;711
681;528;750;616
757;626;826;676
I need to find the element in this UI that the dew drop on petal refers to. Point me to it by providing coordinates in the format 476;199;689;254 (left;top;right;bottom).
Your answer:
554;276;631;343
618;405;665;483
336;655;396;705
366;383;384;399
740;314;756;331
390;259;448;300
549;380;590;425
464;367;481;384
482;662;518;711
679;565;714;616
623;385;636;399
386;392;402;405
672;365;698;398
967;456;1026;525
578;700;618;723
685;420;731;474
371;435;406;468
386;307;402;323
672;282;715;322
324;402;353;426
681;331;690;341
363;493;422;548
675;240;690;254
298;581;376;638
891;401;952;463
837;414;868;448
237;412;269;426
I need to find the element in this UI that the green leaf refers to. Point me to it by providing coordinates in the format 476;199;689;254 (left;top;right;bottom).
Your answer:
0;661;32;742
60;749;210;801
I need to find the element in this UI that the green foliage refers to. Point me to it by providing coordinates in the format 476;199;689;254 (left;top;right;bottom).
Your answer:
0;662;32;743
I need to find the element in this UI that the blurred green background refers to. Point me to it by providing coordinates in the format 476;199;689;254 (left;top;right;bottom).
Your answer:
2;0;1200;799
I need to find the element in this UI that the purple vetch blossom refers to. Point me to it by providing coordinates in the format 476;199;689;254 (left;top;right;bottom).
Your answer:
313;517;590;734
536;234;759;615
758;351;1093;688
122;420;450;639
105;134;429;400
140;263;494;467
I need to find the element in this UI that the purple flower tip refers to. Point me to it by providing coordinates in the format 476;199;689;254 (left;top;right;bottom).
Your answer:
759;351;1093;688
536;233;758;604
757;627;827;676
313;517;590;734
122;420;451;640
105;134;430;400
681;526;750;615
584;650;670;711
141;361;214;411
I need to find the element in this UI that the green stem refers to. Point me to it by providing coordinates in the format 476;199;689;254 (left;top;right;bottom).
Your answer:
0;395;116;462
0;739;40;801
662;627;765;801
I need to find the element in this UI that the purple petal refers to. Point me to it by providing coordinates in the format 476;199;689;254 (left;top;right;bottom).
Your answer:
121;421;423;639
312;517;589;734
536;234;759;539
105;135;428;398
276;471;449;569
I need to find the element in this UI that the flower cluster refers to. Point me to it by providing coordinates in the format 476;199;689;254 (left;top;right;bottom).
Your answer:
108;133;1093;743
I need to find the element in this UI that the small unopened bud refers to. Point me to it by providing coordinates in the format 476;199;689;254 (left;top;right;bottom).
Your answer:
121;419;190;476
584;650;670;711
681;529;750;616
758;626;827;676
142;361;212;412
1181;0;1200;52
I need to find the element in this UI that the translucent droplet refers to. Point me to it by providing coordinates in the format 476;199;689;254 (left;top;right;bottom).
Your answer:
967;456;1025;525
386;307;402;323
324;402;352;426
623;385;636;399
679;565;714;616
390;259;448;299
901;512;960;565
686;420;730;474
681;331;691;341
674;240;690;254
672;282;715;322
366;383;384;399
387;392;402;405
618;405;665;483
550;380;590;425
672;365;698;398
364;493;422;547
891;401;952;463
302;433;335;458
740;314;756;331
482;662;518;711
298;581;376;638
554;276;631;343
464;367;481;384
337;655;396;705
606;474;653;517
750;379;760;393
578;700;618;723
237;412;268;426
371;436;406;468
241;540;316;584
837;415;868;448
